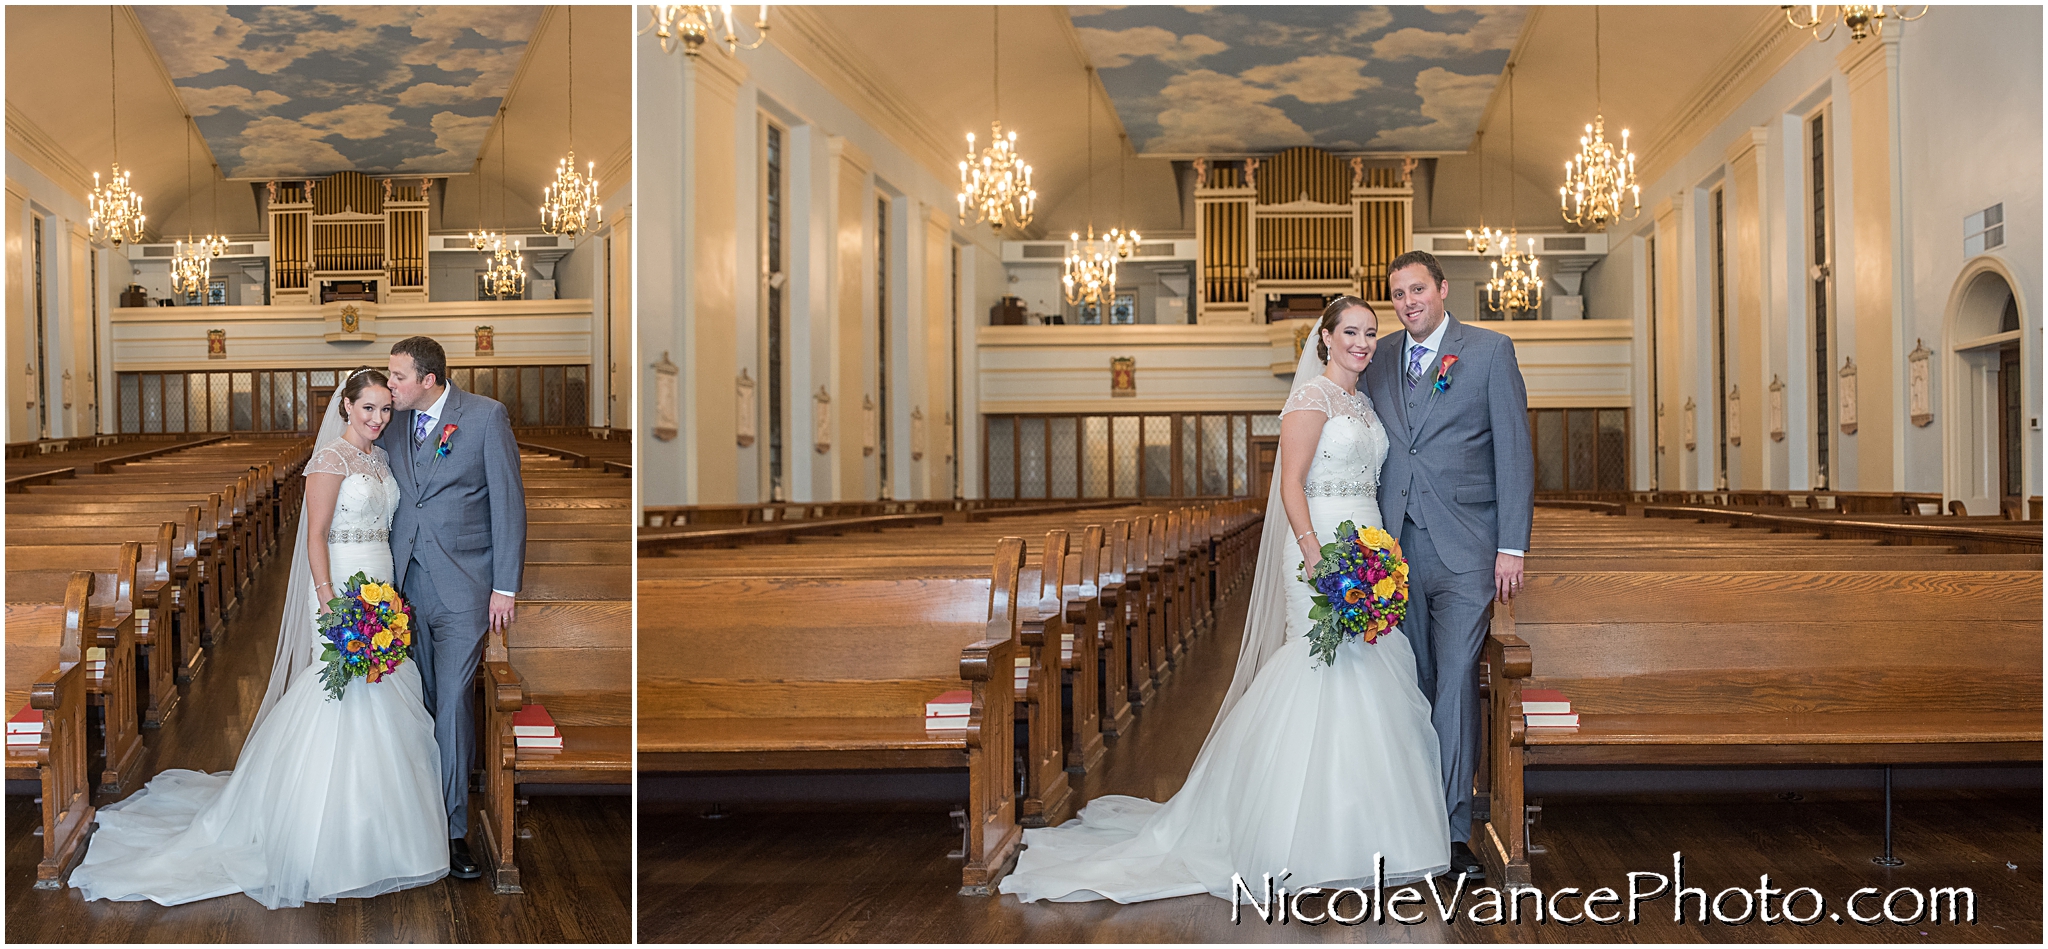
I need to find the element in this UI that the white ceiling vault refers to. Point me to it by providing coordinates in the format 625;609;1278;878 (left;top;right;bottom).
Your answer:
5;4;630;241
769;5;1790;239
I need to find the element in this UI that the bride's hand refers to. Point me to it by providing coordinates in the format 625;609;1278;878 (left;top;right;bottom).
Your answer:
1299;537;1323;577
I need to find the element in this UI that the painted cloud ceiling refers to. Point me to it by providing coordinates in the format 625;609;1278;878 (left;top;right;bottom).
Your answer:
1073;5;1528;156
135;5;542;179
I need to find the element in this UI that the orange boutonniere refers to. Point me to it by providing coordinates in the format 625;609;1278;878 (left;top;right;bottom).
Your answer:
1432;354;1459;393
436;423;458;457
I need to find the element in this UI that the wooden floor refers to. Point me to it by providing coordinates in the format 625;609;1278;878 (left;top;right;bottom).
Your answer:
641;589;2042;943
5;520;631;943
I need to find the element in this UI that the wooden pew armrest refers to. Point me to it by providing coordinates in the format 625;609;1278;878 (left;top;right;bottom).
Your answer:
483;660;526;712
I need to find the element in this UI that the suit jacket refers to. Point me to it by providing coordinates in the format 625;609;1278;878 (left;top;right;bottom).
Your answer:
1368;314;1535;574
377;383;527;613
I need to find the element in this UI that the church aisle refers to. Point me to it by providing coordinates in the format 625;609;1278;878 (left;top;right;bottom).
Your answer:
640;585;2039;943
4;516;630;944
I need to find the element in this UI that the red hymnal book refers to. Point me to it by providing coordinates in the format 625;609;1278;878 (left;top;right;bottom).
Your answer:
1520;689;1572;715
6;707;42;746
925;689;972;718
512;704;558;738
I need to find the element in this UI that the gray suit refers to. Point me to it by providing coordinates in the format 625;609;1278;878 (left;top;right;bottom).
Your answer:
1368;314;1533;844
377;382;527;839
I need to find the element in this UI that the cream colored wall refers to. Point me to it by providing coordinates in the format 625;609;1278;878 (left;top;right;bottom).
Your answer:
977;319;1635;416
6;181;28;441
107;299;595;371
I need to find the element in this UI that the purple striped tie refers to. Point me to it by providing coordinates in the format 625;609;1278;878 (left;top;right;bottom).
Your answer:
1406;343;1427;391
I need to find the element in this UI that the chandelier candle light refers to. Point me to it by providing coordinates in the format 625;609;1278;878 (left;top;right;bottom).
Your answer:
1488;65;1542;316
1560;7;1639;230
89;7;145;247
645;4;768;57
958;6;1036;231
542;7;601;236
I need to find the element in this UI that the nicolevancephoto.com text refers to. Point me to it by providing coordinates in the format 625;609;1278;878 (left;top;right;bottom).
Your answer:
1231;851;1980;928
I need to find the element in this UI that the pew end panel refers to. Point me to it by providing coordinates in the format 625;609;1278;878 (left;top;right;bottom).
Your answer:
3;572;98;889
477;601;632;895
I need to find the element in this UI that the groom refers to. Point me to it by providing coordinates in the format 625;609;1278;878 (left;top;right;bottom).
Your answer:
1367;251;1534;883
380;336;528;881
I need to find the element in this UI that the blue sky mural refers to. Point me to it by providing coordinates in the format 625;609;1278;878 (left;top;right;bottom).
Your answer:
135;5;541;178
1072;5;1527;156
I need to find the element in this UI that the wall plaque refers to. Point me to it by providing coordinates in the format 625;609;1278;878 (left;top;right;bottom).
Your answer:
1111;356;1137;397
207;329;227;359
1768;375;1786;442
1907;339;1934;427
735;368;756;448
1839;357;1858;435
650;351;678;441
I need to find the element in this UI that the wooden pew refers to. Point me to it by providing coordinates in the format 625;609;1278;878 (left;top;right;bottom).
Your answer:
7;535;181;727
1481;570;2043;886
638;539;1029;895
4;573;98;888
470;453;633;894
8;544;144;792
8;513;209;688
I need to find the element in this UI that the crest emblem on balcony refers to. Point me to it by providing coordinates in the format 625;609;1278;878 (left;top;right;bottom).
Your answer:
340;305;360;334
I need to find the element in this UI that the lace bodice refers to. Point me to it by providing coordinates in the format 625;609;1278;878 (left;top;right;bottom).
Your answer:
1280;375;1388;497
304;439;399;537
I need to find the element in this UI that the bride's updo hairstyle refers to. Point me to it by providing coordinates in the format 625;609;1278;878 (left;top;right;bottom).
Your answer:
337;367;391;419
1314;295;1373;362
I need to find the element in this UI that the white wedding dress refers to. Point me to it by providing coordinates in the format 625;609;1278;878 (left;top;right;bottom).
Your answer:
999;374;1449;903
70;438;449;908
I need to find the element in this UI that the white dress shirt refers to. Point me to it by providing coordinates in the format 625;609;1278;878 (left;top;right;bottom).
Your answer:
1404;316;1523;560
414;386;518;598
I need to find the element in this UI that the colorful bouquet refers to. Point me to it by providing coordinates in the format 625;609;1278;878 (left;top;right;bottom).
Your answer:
1302;521;1410;668
316;572;416;701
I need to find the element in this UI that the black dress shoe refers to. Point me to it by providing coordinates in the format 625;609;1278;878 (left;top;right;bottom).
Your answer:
1449;841;1488;883
449;838;483;880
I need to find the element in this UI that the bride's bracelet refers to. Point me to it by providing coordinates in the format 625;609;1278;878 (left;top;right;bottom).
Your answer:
1296;529;1317;543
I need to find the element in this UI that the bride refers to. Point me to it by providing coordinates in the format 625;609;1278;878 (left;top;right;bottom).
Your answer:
69;368;450;908
999;297;1450;904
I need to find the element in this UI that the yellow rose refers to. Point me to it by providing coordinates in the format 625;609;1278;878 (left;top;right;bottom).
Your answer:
390;612;409;630
1373;576;1397;599
358;583;384;605
1358;526;1393;549
1395;560;1410;577
373;629;395;651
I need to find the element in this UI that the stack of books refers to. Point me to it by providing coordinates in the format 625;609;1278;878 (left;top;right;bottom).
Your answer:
512;704;563;750
925;689;971;731
1522;688;1579;728
7;707;43;749
86;647;107;681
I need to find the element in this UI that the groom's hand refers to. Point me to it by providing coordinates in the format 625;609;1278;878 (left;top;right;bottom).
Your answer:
1493;552;1525;603
489;592;517;637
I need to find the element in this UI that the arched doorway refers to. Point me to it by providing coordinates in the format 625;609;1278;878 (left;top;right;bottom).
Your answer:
1943;258;2032;514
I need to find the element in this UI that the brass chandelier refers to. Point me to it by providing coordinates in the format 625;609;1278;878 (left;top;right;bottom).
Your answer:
957;6;1036;231
1063;68;1115;308
468;152;499;252
485;105;525;299
1465;129;1501;254
1560;7;1639;230
1783;4;1926;43
1488;65;1542;316
484;236;526;299
171;119;225;295
89;7;145;248
541;7;602;236
645;4;769;57
1104;132;1141;259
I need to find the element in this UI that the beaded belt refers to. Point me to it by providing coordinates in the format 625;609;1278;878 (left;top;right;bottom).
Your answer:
327;528;390;544
1303;479;1378;498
